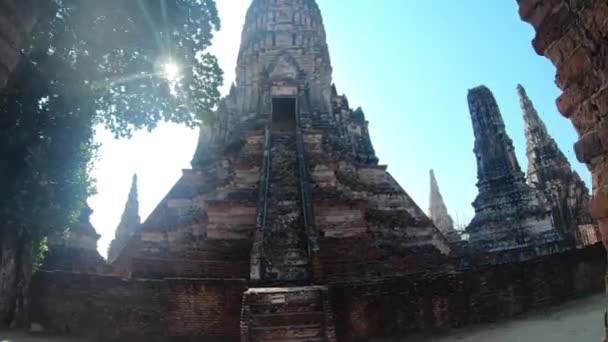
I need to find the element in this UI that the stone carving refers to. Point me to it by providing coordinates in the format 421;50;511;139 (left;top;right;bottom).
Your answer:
429;169;460;242
107;174;141;262
518;84;599;247
465;86;563;253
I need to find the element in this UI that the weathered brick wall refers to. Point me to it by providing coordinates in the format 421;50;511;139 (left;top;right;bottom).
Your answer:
30;272;246;342
331;244;606;341
516;0;608;248
0;0;47;88
516;1;608;338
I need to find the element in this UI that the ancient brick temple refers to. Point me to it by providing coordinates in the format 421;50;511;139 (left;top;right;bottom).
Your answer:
518;84;600;247
113;0;450;285
27;1;608;341
465;86;564;253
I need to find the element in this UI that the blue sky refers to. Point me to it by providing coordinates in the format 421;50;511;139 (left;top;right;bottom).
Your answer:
90;0;588;256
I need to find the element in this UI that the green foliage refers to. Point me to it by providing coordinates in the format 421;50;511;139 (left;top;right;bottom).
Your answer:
32;238;50;272
0;0;222;241
36;0;224;138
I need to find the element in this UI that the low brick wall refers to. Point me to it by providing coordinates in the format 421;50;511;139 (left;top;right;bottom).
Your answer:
330;243;606;341
30;244;605;341
30;273;246;342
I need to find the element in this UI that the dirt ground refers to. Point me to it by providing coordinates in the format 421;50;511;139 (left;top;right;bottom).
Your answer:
1;294;605;342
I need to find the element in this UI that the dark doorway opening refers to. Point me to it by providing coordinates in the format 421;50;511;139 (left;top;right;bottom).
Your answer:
271;97;297;132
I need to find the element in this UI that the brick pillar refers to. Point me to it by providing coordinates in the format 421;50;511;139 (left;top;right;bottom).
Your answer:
516;0;608;339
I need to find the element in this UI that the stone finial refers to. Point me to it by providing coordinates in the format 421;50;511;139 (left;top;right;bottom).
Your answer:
429;169;460;242
107;174;141;261
518;84;597;246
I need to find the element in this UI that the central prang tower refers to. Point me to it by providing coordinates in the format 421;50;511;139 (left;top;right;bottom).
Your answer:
236;0;333;117
113;3;452;338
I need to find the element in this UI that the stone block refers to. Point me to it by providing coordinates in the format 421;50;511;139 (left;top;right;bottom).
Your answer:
592;157;608;189
581;2;608;39
517;0;543;22
545;26;582;67
555;47;593;89
571;100;601;135
574;131;601;163
592;87;608;118
597;217;608;248
522;0;561;29
592;185;608;219
532;3;572;55
557;84;587;117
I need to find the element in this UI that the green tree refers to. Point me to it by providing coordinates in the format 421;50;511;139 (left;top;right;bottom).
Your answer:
0;0;222;327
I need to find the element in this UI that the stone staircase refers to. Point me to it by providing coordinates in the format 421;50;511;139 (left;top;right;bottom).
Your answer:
240;286;336;342
262;132;311;283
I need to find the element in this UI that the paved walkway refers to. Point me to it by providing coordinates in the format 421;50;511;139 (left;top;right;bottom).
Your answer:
1;294;605;341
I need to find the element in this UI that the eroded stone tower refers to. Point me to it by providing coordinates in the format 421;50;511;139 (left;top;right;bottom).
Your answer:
518;84;599;247
429;169;460;242
466;86;563;253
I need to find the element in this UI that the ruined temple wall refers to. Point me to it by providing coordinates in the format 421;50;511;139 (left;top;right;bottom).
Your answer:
0;0;48;88
331;243;606;341
516;0;608;246
516;2;608;337
29;245;605;341
30;272;246;342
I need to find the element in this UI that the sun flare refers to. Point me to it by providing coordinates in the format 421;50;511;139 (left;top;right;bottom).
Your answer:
161;61;180;82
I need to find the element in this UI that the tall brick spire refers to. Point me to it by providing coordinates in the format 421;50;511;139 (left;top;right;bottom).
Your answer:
466;86;562;252
108;174;141;261
236;0;332;115
518;84;598;246
429;169;459;242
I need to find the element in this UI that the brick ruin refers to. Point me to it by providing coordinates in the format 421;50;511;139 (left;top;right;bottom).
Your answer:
516;0;608;339
0;0;601;340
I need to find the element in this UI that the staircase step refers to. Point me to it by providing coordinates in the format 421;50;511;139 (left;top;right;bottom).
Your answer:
250;311;324;327
250;324;323;341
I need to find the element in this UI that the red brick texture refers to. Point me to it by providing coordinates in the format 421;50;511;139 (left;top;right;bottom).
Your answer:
517;2;608;337
331;244;606;341
29;272;246;342
29;245;605;341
